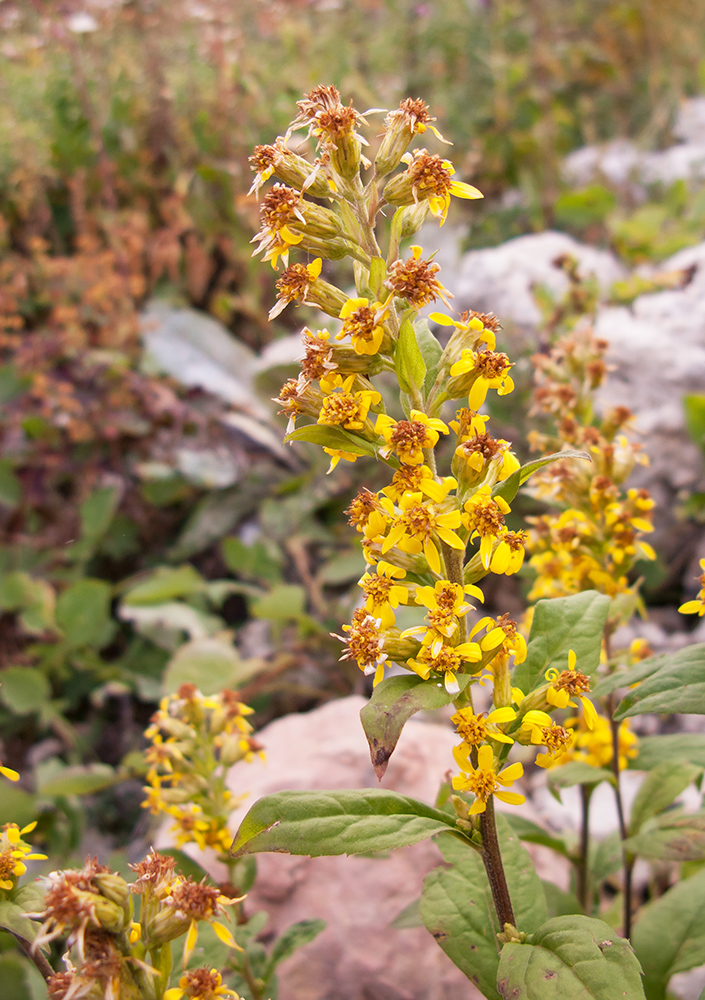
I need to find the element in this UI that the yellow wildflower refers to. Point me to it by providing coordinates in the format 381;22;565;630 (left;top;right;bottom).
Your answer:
679;558;705;616
449;347;514;410
451;706;516;747
376;410;449;465
406;640;482;694
380;491;465;575
358;562;409;629
0;821;47;890
337;297;389;355
452;744;525;815
165;967;240;1000
463;486;511;569
545;650;597;729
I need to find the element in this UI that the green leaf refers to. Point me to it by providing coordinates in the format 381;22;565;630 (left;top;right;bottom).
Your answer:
492;450;591;506
123;564;205;605
37;763;117;797
505;814;571;857
55;578;112;649
0;572;55;634
512;591;611;696
631;867;705;1000
420;815;547;999
629;760;702;835
0;952;47;1000
0;667;50;715
368;256;387;300
390;897;423;929
0;459;21;508
684;394;705;450
624;811;705;861
0;901;38;942
251;584;306;620
81;485;119;537
160;848;211;882
413;317;443;397
497;915;646;1000
612;644;705;719
589;832;623;885
360;674;471;779
547;762;615;792
163;637;262;695
0;784;38;828
633;734;705;771
222;537;282;584
541;881;582;919
284;424;380;458
263;919;326;980
230;789;459;858
394;316;426;395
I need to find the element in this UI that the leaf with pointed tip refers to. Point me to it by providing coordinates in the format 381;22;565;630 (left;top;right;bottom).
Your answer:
284;424;379;457
512;591;610;696
612;644;705;719
394;316;426;395
547;762;615;793
360;674;472;779
624;811;705;861
492;450;591;506
230;789;460;858
496;915;646;1000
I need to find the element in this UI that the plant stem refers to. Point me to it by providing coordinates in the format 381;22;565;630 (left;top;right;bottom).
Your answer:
576;783;592;913
479;797;516;929
11;933;54;981
604;629;633;938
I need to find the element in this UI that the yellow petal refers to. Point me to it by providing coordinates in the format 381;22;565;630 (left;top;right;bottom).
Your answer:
182;920;198;967
495;790;525;806
487;707;516;725
568;649;577;670
580;697;598;731
477;744;494;771
498;761;523;784
212;921;242;951
449;180;484;200
468;797;487;815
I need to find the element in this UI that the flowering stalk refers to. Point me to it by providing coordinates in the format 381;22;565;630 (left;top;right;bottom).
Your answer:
247;87;618;939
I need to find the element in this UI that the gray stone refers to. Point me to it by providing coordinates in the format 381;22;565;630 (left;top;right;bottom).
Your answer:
450;231;625;335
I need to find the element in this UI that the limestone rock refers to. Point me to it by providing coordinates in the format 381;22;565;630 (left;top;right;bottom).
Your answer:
449;231;624;336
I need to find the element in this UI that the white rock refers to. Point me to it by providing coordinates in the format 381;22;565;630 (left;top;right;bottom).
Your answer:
563;139;644;191
673;97;705;145
140;300;269;419
450;231;624;334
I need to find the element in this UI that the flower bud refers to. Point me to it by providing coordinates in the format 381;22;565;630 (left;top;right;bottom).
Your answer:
93;872;132;917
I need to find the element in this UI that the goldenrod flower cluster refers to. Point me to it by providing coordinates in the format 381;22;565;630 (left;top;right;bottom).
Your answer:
526;296;655;603
251;88;618;821
143;684;263;860
34;851;241;999
0;820;46;891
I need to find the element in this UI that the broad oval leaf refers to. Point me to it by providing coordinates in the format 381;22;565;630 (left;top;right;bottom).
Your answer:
613;644;705;719
360;674;471;780
632;867;705;1000
497;915;646;1000
420;815;547;1000
512;591;610;696
230;789;460;858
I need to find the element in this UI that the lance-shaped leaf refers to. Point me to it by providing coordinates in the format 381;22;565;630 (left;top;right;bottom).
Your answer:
420;815;547;999
492;450;590;506
631;867;705;1000
512;591;610;696
394;315;426;395
413;318;443;397
631;733;705;771
612;644;705;719
496;915;646;1000
629;760;702;835
547;762;615;798
262;919;326;982
360;674;472;779
230;788;460;858
624;811;705;861
284;424;382;458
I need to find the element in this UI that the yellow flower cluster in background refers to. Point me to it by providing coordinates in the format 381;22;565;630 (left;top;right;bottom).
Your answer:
143;684;263;860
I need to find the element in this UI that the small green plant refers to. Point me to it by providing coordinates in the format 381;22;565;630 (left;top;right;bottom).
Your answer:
230;87;705;1000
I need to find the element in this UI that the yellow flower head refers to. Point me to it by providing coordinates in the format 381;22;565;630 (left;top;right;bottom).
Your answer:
406;640;482;694
380;492;464;575
337;297;389;356
449;348;514;410
358;561;409;629
452;744;525;815
382;464;457;504
463;486;511;569
376;410;449;465
451;706;516;747
679;558;705;617
317;374;381;431
545;650;597;729
0;821;47;891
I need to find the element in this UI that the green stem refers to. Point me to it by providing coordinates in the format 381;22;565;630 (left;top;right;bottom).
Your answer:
604;630;633;938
